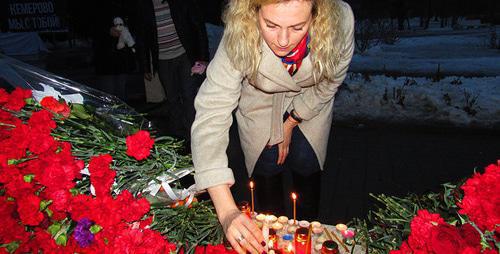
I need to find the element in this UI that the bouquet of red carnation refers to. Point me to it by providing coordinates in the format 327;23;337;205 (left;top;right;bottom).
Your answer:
389;161;500;254
0;88;229;254
0;88;179;253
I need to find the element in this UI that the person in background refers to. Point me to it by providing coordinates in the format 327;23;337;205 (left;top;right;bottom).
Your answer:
92;0;137;101
191;0;355;253
136;0;209;145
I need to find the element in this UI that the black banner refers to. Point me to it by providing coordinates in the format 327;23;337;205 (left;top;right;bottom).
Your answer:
2;0;67;32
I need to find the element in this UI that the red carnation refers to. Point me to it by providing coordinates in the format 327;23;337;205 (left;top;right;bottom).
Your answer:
28;132;56;155
49;189;72;212
205;244;235;254
110;227;176;254
126;130;154;160
40;96;71;118
407;209;445;250
0;196;30;244
0;88;9;104
89;154;116;197
429;224;464;254
115;190;150;222
460;223;481;249
3;88;32;111
459;162;500;232
17;194;44;226
28;109;56;134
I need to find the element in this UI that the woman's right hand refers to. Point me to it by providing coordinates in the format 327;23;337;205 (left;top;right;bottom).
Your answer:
208;185;266;254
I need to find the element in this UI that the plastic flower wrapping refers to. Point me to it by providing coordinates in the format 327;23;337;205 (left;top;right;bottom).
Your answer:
0;54;148;136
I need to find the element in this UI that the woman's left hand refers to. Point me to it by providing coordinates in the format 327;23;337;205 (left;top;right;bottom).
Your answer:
277;117;299;165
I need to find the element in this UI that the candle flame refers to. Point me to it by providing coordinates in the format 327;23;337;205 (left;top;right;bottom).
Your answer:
287;242;293;251
291;192;297;200
249;181;254;189
268;239;273;247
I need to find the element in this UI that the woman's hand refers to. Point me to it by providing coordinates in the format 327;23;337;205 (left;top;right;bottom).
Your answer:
277;116;299;165
208;185;266;254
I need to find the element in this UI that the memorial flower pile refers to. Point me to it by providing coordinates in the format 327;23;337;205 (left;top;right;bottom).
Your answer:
0;88;231;253
351;160;500;254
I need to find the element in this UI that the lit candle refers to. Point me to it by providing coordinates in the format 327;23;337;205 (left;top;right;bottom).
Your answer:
291;193;297;225
249;181;255;214
294;227;309;254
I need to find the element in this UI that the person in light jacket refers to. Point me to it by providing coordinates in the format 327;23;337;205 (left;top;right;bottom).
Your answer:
191;0;354;253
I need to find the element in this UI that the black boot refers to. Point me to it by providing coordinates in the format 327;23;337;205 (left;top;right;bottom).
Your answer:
291;170;321;221
253;173;286;215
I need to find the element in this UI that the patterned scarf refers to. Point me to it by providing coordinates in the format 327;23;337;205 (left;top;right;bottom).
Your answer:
281;34;310;76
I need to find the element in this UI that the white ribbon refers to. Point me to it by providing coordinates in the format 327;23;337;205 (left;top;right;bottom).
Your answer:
143;167;198;206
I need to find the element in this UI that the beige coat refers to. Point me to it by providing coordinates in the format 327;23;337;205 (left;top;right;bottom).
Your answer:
192;2;355;191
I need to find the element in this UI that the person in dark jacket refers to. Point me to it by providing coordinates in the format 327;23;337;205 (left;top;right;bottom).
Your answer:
92;0;138;101
136;0;209;143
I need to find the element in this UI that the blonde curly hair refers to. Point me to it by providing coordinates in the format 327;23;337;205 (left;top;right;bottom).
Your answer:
223;0;347;81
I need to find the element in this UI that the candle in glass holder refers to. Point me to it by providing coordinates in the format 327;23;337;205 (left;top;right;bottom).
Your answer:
320;240;339;254
249;181;255;214
294;227;310;254
291;193;297;225
238;201;251;218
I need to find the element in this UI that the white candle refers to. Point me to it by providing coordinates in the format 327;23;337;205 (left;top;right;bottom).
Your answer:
336;223;348;232
249;181;255;214
291;193;297;225
278;216;289;224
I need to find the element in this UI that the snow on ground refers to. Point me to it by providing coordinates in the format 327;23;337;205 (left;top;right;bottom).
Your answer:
333;24;500;129
350;27;500;77
333;74;500;129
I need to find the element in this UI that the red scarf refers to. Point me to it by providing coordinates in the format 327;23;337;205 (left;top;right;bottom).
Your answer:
281;34;310;76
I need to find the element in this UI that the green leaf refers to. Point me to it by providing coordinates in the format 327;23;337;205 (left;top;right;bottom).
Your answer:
69;188;79;196
46;208;53;217
1;241;20;253
90;224;103;234
70;104;92;119
39;200;53;211
25;98;35;105
56;234;67;246
48;223;62;236
23;174;35;183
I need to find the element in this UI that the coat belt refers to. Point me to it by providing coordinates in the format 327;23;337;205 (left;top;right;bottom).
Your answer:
268;93;286;146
